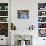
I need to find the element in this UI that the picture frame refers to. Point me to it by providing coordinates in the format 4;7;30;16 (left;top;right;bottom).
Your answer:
17;10;29;19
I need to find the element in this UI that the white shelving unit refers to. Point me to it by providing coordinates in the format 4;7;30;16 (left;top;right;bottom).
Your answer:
0;3;8;45
0;3;8;22
38;3;46;37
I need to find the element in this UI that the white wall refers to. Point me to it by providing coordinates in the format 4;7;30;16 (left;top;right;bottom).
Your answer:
0;0;46;46
11;0;38;30
11;0;46;46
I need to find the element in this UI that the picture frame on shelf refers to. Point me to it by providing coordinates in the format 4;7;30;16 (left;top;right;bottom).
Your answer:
38;3;46;10
38;11;46;16
0;17;8;22
0;23;8;37
38;23;46;28
38;17;46;22
0;3;8;10
0;11;8;16
38;29;46;37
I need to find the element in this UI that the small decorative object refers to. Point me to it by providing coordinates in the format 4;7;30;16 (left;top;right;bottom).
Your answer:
5;6;8;10
42;12;45;15
17;10;29;19
0;23;8;30
0;17;7;22
11;23;16;30
0;11;8;16
0;6;1;10
38;23;46;28
3;18;7;22
38;17;42;22
38;17;45;22
29;25;35;30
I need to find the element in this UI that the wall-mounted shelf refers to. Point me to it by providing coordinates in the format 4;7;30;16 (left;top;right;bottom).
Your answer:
0;10;8;11
38;16;46;17
0;22;8;23
38;10;46;11
0;16;8;17
38;22;46;23
38;28;46;29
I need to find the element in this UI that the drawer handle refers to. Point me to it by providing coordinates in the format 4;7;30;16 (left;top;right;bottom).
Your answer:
43;39;45;40
1;39;3;40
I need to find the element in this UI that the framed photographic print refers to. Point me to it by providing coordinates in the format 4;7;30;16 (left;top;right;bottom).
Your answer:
38;29;46;37
0;23;8;37
0;17;8;22
17;10;29;19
